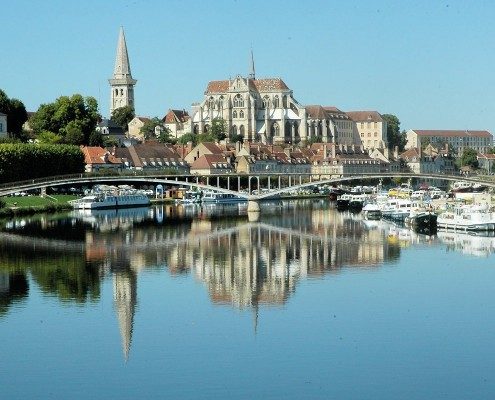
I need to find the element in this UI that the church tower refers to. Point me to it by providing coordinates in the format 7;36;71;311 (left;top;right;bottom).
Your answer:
109;27;137;116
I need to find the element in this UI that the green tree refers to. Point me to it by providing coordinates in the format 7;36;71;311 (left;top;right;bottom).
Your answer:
230;132;244;143
88;130;104;146
177;132;198;146
458;147;479;169
157;128;176;144
30;94;100;145
139;117;163;140
111;105;135;131
209;117;227;141
0;89;28;140
37;131;63;144
382;114;407;151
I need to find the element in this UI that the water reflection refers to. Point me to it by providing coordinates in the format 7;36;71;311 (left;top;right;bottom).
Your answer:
1;201;493;359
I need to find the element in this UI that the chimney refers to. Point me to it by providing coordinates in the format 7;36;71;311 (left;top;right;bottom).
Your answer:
351;144;355;153
331;143;336;159
394;146;399;159
323;143;328;158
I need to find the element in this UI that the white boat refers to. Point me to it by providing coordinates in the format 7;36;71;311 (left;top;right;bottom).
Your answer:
362;202;382;220
70;192;150;209
178;190;202;204
437;204;495;231
201;190;245;204
380;199;412;221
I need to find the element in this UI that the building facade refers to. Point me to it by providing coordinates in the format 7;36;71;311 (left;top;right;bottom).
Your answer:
109;27;137;116
346;111;387;150
405;129;493;154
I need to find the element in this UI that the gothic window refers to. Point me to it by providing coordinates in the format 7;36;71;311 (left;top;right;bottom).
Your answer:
233;110;238;118
219;96;224;109
262;96;270;108
193;125;199;134
115;89;118;96
232;125;238;135
271;122;279;136
273;95;280;108
239;110;245;118
233;94;244;107
204;124;209;133
208;96;215;109
121;89;124;96
239;125;245;137
283;95;288;108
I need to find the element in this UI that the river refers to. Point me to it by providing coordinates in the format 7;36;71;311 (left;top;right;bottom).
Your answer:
1;199;495;399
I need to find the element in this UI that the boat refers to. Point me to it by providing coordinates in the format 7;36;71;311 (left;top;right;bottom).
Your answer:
201;190;245;204
381;199;413;222
70;191;150;209
348;194;367;211
437;203;495;232
404;205;437;232
336;193;352;210
178;190;202;204
362;202;382;220
450;181;473;193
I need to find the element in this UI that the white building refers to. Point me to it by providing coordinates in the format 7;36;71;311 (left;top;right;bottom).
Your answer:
346;111;387;150
405;129;493;154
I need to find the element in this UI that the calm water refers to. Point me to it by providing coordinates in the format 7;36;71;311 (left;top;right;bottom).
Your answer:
1;200;495;399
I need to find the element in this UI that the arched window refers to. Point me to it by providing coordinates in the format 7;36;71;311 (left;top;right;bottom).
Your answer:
193;124;199;134
233;110;238;118
283;95;288;108
239;110;244;118
231;125;238;135
204;124;209;133
115;89;118;96
262;96;269;108
239;125;245;137
233;94;244;107
121;89;124;96
219;96;224;109
208;96;215;109
271;122;279;136
273;95;279;108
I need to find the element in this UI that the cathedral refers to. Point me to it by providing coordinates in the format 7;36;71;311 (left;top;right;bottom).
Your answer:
107;29;370;148
190;52;361;145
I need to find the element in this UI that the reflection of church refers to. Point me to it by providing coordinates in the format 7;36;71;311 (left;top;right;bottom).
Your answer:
113;270;137;362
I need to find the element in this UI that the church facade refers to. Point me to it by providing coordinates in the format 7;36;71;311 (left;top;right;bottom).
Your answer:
190;68;361;146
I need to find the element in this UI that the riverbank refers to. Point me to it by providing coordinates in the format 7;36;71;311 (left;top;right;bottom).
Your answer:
0;195;77;218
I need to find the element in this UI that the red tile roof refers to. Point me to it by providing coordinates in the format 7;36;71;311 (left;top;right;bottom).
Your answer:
163;109;190;123
412;130;492;138
205;78;289;94
81;146;121;165
190;154;231;170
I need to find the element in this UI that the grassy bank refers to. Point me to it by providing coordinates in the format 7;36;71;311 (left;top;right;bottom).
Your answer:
0;195;77;218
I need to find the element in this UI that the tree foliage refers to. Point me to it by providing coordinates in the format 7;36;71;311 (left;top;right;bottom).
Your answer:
459;147;479;169
177;132;198;146
29;94;100;145
0;89;28;140
382;114;407;151
209;117;227;141
140;117;162;140
111;105;135;130
0;143;85;183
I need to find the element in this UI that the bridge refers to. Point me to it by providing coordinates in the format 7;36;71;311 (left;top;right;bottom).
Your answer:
0;172;493;200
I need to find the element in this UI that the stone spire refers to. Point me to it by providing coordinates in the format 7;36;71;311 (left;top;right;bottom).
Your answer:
249;49;256;80
114;27;133;78
109;27;137;116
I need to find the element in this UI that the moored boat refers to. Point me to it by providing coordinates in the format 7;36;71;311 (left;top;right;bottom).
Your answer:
437;203;495;232
70;191;150;209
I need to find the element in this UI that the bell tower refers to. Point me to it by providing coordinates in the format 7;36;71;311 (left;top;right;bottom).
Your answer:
109;27;137;116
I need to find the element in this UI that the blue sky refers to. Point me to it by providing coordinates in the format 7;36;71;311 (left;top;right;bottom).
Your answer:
2;0;495;133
